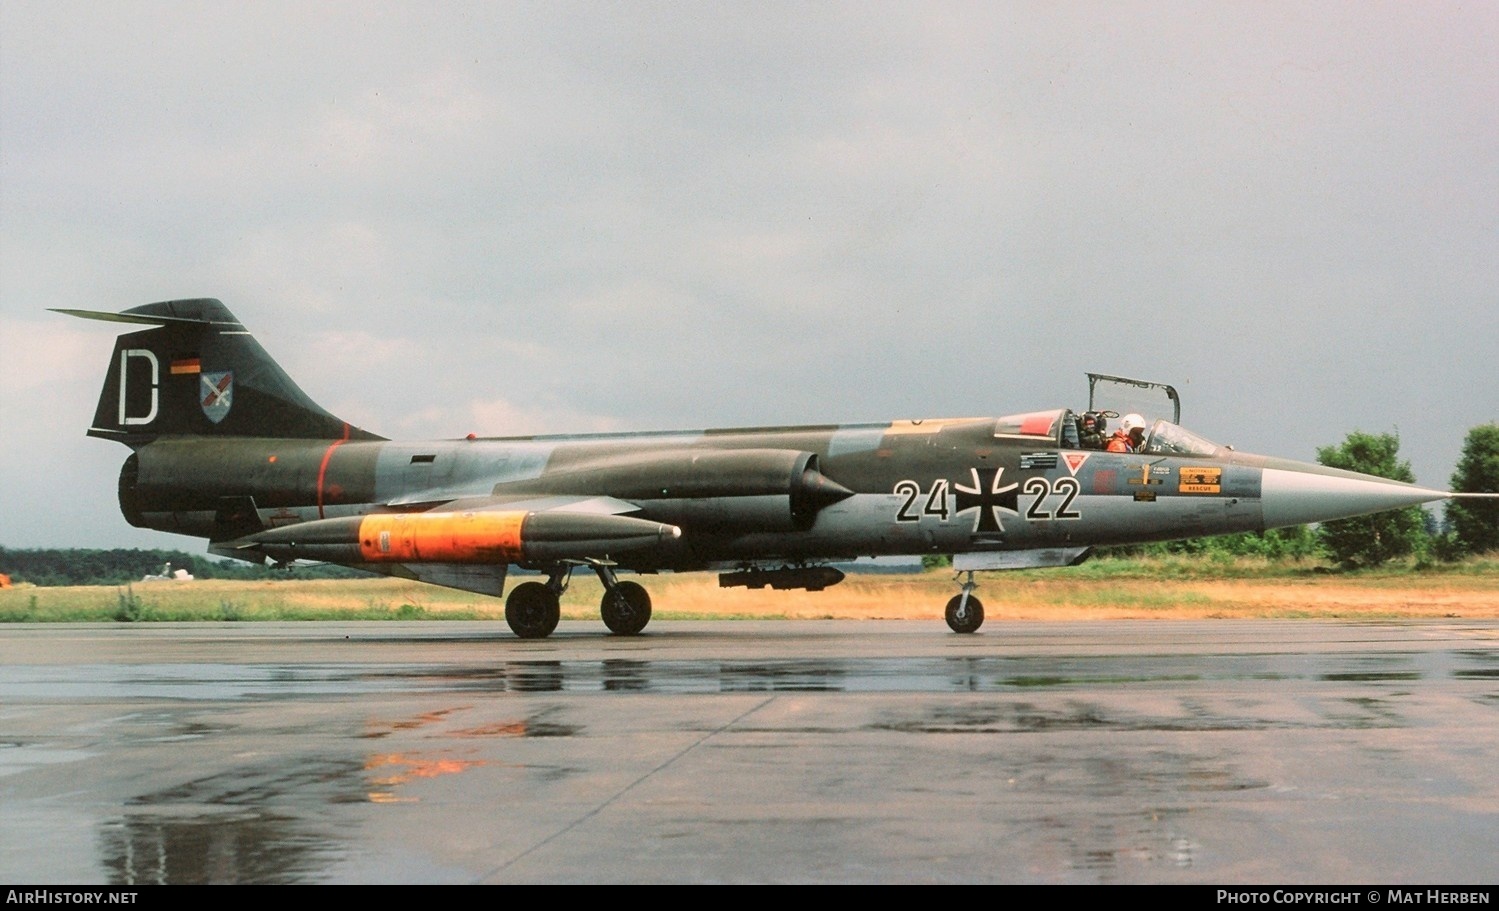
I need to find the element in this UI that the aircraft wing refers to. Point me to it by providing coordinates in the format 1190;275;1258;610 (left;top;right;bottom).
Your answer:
416;494;645;517
362;561;510;598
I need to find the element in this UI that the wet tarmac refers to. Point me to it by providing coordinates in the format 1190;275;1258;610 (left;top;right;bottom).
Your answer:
1;619;1495;883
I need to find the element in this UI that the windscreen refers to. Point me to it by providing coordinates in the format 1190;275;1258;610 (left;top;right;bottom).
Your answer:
1140;421;1220;457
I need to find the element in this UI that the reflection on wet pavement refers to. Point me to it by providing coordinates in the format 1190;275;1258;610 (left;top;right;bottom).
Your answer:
103;757;369;884
366;753;488;802
3;624;1493;884
3;650;1491;700
101;810;341;885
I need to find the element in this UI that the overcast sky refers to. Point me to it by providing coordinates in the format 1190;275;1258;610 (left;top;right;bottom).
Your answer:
2;1;1495;550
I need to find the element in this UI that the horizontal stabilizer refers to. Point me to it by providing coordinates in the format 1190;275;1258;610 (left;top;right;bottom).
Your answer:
51;307;243;328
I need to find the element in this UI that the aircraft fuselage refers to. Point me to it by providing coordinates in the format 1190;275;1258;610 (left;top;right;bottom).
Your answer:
121;416;1314;570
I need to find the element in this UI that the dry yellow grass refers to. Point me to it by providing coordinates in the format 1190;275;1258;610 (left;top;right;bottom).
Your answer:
617;573;1499;620
4;569;1499;622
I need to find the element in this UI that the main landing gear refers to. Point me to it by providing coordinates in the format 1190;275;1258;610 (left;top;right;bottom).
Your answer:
502;563;653;639
504;566;565;639
597;565;652;635
944;570;984;634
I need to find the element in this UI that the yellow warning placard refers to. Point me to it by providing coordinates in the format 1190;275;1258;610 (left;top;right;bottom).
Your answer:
1179;466;1222;494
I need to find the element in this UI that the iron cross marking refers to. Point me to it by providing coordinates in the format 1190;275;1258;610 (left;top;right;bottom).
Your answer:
953;466;1019;534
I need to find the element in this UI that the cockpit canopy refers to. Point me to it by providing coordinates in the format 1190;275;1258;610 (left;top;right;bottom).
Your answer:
992;410;1066;438
994;408;1222;458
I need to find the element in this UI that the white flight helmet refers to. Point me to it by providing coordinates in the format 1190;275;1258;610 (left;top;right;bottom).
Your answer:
1121;413;1146;432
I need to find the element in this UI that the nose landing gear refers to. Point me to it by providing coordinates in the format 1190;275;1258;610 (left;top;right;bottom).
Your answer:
944;570;984;634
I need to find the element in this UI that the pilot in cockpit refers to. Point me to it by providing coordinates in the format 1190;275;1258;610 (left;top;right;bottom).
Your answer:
1106;414;1147;453
1078;411;1107;449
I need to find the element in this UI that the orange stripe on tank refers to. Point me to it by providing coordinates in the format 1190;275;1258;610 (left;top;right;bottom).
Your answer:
356;512;526;563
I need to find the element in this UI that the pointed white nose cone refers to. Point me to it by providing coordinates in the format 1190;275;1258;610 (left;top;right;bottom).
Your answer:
1261;467;1448;529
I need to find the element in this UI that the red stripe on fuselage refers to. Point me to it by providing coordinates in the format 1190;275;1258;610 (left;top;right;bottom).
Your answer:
315;424;353;519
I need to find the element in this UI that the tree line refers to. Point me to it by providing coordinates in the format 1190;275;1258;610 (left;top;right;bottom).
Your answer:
0;547;361;587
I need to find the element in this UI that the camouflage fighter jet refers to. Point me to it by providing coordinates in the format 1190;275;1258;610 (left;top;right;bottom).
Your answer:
58;299;1474;637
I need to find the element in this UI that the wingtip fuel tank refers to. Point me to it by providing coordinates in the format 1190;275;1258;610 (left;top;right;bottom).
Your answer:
243;511;682;566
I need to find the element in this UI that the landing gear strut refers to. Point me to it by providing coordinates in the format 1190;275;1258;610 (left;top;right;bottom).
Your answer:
504;566;568;639
503;564;653;638
596;564;651;635
944;570;984;634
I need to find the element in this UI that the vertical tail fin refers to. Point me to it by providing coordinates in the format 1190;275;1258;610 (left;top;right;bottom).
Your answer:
54;298;382;446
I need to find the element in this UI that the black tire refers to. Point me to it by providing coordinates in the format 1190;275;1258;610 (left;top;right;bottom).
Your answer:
506;581;561;639
944;593;984;634
601;580;652;635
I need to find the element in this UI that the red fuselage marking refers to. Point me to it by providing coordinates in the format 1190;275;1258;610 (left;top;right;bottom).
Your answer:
315;424;353;519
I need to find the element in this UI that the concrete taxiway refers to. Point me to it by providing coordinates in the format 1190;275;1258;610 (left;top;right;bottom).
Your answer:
1;619;1495;884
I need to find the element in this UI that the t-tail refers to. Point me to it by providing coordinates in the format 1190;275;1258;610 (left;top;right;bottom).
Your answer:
55;298;383;447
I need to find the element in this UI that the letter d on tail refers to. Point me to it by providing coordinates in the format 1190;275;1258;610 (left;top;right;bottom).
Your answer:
117;349;159;426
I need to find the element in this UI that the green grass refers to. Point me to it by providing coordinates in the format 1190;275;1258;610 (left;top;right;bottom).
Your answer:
1027;551;1499;582
0;579;506;623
